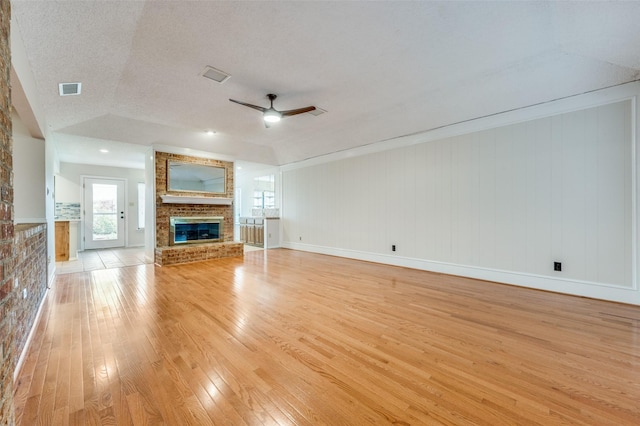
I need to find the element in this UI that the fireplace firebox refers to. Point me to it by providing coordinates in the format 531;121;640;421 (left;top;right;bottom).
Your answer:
169;216;223;245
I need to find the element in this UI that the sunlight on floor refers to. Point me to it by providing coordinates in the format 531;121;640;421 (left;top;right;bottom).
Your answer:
55;247;148;274
56;244;264;274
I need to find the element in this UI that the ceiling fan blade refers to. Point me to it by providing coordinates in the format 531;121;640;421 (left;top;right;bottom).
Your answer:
281;106;316;117
229;99;267;113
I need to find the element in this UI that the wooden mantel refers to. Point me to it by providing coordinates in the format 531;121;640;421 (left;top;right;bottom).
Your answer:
160;195;233;205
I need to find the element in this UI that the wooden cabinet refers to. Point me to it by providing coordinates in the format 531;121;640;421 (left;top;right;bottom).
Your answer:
240;218;257;246
239;217;255;245
239;217;280;248
240;221;248;243
55;221;70;261
254;218;264;246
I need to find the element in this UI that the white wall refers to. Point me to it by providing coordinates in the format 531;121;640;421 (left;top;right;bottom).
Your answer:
12;19;57;281
144;147;155;262
281;83;639;305
13;113;45;223
235;163;281;218
55;162;145;248
44;138;56;281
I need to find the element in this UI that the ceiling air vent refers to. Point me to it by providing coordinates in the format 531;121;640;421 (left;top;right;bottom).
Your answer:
59;82;81;96
201;66;231;84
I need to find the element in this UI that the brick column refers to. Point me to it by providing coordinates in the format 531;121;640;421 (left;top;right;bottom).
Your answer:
0;0;14;424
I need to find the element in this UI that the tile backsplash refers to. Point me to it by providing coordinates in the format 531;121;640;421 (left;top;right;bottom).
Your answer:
55;202;81;220
252;208;280;218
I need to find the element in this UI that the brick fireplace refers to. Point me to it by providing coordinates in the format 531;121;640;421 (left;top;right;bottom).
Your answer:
154;151;243;265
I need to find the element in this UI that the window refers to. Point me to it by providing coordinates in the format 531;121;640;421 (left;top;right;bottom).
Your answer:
253;175;275;209
137;182;145;229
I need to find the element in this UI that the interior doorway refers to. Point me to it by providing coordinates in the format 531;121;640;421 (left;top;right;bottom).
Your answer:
83;177;126;249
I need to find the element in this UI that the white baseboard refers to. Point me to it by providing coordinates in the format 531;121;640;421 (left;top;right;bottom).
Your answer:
14;287;49;382
48;264;55;287
282;242;640;306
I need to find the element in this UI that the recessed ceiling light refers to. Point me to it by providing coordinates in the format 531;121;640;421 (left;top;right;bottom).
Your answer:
100;149;109;153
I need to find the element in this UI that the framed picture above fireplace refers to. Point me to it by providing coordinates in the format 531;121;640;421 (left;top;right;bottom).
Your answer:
167;161;226;194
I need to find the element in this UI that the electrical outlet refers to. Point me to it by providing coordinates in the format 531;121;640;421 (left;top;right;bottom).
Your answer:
392;245;396;252
554;262;562;272
299;236;302;241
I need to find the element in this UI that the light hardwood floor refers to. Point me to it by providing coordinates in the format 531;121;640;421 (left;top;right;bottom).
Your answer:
13;249;640;425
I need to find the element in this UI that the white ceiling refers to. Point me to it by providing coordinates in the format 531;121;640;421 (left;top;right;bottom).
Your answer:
10;1;640;169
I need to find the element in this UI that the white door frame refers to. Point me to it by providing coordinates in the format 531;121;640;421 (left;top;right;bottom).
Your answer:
82;176;128;250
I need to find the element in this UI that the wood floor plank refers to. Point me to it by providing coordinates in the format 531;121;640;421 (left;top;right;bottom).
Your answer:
13;249;640;425
107;379;133;426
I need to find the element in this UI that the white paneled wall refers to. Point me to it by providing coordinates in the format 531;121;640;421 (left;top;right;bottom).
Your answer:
282;97;637;304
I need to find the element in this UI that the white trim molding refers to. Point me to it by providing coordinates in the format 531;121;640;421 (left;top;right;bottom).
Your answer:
282;81;640;173
160;195;233;205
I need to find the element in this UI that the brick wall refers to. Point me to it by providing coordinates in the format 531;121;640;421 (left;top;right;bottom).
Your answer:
155;151;235;246
156;152;233;247
0;0;14;423
154;152;242;265
13;224;47;362
155;241;243;266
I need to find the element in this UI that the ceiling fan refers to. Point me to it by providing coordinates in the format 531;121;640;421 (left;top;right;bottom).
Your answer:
229;94;316;127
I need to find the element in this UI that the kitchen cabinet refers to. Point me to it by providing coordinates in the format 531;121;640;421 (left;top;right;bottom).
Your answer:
254;218;264;246
240;217;279;248
240;217;255;245
55;221;69;261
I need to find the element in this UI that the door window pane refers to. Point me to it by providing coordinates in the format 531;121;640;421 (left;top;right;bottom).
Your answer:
92;183;118;241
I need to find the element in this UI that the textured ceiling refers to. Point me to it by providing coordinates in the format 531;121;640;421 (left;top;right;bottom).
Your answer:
10;1;640;169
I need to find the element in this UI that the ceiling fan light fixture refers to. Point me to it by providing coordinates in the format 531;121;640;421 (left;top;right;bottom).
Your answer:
263;109;282;123
230;93;315;126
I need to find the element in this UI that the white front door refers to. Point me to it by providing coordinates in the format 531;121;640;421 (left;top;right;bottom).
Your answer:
83;177;126;249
